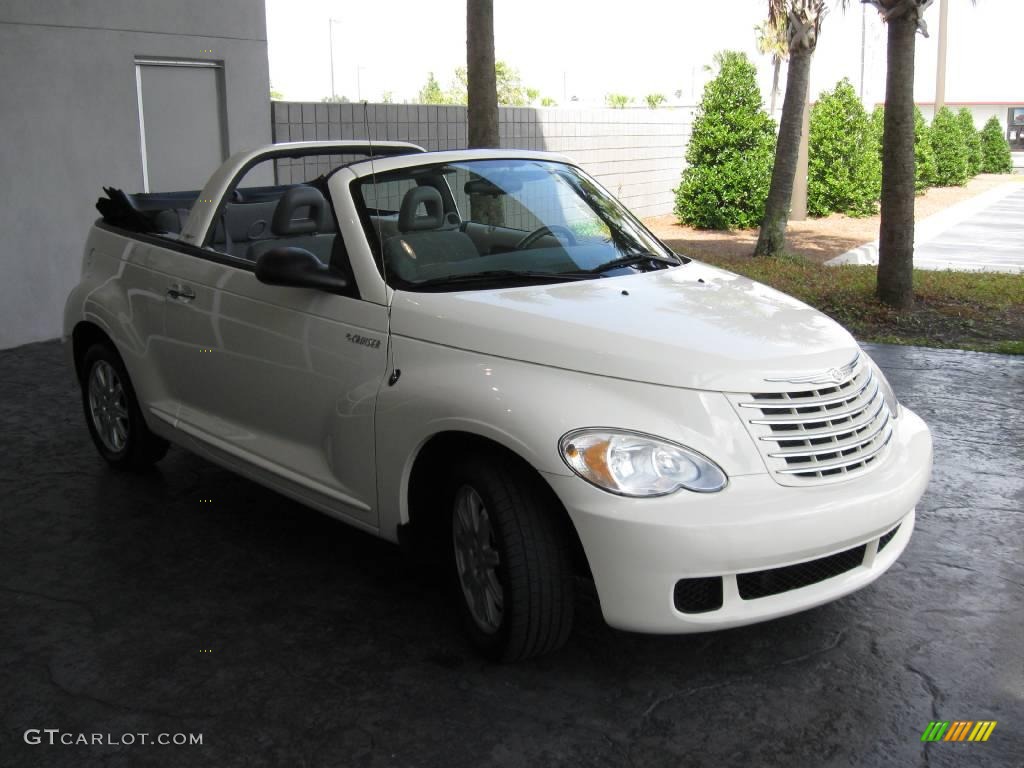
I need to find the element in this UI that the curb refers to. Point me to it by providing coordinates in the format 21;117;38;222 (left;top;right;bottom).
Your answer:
824;181;1023;269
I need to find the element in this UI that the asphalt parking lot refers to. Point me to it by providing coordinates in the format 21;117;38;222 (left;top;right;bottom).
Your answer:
1;340;1021;767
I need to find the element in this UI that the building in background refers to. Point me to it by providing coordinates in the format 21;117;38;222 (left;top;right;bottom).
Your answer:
0;1;271;350
911;102;1024;136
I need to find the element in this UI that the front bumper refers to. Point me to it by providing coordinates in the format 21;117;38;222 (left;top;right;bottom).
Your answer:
545;405;932;633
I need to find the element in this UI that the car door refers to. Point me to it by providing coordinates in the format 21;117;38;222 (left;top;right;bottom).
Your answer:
152;225;388;530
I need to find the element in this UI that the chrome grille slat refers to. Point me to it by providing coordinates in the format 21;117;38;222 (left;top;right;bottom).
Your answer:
767;411;891;458
748;380;880;426
729;356;894;486
757;398;886;442
738;369;875;410
775;431;893;475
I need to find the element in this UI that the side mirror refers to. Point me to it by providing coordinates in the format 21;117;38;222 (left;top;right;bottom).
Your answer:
254;247;348;293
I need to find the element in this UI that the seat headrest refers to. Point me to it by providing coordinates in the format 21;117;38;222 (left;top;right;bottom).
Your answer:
271;186;328;236
398;186;444;232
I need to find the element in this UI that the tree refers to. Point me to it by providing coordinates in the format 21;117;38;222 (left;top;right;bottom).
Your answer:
540;96;558;107
270;82;284;101
645;93;667;109
807;79;881;217
980;116;1014;173
674;52;776;229
867;0;974;310
466;0;498;149
754;0;829;258
956;107;983;176
321;94;350;103
755;17;789;116
466;0;501;225
605;93;632;109
931;106;970;186
418;72;449;105
449;61;536;106
380;91;394;104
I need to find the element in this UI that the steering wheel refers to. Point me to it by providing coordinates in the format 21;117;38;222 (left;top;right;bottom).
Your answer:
515;224;578;250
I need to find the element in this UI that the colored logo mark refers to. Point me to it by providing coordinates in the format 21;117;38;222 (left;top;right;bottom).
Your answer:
921;721;997;742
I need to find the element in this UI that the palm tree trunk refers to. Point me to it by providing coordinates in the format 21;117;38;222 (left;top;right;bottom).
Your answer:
770;58;781;117
755;49;812;257
467;0;498;149
876;14;917;309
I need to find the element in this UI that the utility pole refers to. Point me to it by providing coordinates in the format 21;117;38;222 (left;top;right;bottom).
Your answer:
859;3;867;103
328;18;340;99
935;0;949;111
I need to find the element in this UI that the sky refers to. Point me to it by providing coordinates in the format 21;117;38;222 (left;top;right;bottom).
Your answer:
265;0;1024;109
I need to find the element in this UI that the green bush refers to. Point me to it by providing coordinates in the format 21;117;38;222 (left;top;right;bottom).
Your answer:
674;51;776;229
931;107;970;186
957;108;984;176
869;106;885;163
807;79;881;217
914;107;938;192
980;116;1014;173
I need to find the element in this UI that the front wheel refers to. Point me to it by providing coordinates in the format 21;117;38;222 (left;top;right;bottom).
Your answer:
448;456;574;662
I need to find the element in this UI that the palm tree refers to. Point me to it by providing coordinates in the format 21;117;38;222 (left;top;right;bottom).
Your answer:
755;18;789;117
754;0;829;258
866;0;956;309
466;0;498;149
465;0;503;224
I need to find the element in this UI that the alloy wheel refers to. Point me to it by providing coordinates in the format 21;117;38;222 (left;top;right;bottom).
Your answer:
87;360;129;453
452;485;504;634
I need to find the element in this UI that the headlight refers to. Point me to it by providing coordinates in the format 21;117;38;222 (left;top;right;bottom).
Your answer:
558;429;728;497
866;357;900;417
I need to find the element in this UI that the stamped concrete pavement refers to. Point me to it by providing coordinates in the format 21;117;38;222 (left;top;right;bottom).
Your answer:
1;340;1021;767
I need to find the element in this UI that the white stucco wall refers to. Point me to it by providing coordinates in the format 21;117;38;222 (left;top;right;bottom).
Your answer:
0;1;271;350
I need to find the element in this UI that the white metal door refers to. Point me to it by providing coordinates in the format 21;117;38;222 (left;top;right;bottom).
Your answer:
135;58;227;192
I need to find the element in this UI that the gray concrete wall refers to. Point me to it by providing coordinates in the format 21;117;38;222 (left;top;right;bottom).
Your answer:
0;1;271;350
272;102;693;219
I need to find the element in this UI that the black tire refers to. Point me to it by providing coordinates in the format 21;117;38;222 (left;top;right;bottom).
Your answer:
447;454;574;662
80;342;169;470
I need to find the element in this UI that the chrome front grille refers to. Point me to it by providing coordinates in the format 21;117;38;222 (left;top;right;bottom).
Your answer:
730;355;894;485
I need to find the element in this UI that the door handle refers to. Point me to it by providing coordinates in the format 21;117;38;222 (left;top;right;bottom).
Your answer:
167;285;196;302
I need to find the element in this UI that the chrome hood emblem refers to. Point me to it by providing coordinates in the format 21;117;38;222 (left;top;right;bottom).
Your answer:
765;354;859;386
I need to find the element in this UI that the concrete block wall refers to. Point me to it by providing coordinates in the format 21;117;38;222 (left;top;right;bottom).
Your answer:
272;102;693;219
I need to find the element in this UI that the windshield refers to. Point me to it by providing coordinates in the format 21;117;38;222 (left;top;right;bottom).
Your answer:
353;159;684;291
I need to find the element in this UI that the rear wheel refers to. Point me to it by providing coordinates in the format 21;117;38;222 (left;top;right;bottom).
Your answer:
80;343;168;470
448;456;574;662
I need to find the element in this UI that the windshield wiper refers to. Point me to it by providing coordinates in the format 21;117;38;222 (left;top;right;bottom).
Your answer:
574;252;680;275
408;269;595;290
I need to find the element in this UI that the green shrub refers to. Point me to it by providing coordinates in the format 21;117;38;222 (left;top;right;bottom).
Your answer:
931;107;970;186
914;107;938;192
807;79;881;217
980;116;1014;173
957;108;984;176
869;106;885;163
674;51;776;229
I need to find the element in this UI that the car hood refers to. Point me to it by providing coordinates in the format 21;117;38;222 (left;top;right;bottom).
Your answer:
389;262;860;392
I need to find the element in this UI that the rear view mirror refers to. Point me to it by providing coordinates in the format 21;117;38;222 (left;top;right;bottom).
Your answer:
255;247;348;293
464;178;511;196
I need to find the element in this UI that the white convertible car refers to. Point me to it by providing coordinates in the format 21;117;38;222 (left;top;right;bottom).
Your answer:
65;141;932;661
